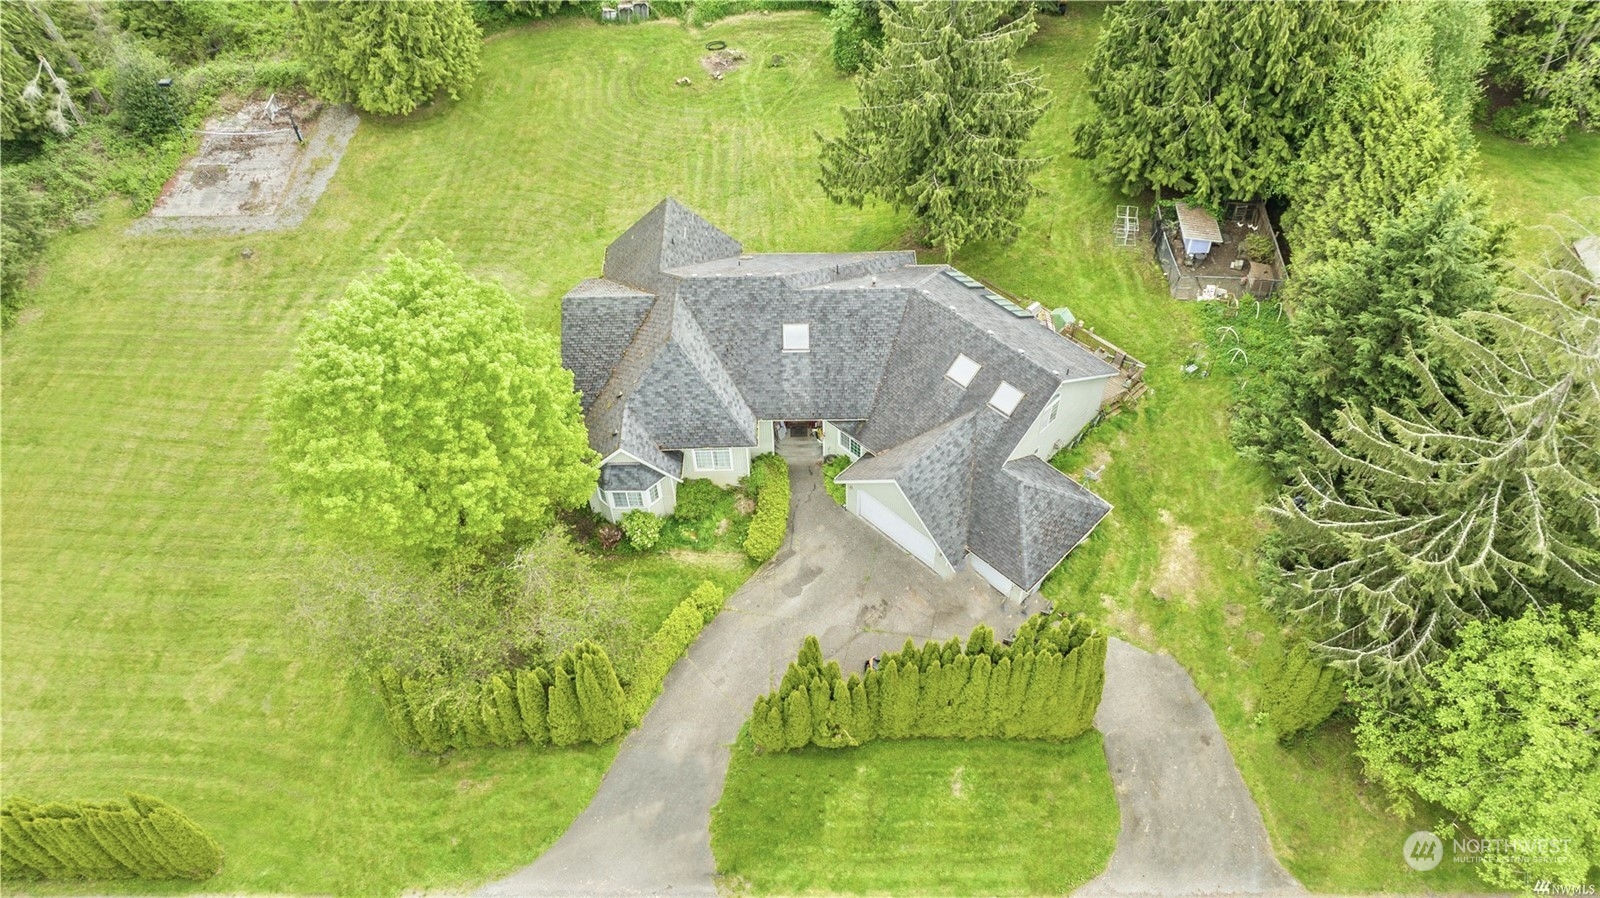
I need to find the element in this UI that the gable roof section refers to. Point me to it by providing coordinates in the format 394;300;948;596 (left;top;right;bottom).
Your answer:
673;276;908;419
1175;202;1223;245
561;279;656;412
835;412;978;566
969;455;1112;590
626;300;756;448
603;197;743;294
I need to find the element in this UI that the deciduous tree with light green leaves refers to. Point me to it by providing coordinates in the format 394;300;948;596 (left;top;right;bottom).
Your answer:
296;0;481;117
1354;608;1600;889
1485;0;1600;145
817;0;1049;258
1073;1;1369;206
266;243;599;562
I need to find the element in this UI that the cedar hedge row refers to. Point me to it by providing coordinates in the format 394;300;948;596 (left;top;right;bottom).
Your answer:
1;794;222;882
742;454;789;562
625;580;726;725
749;615;1106;751
374;580;728;752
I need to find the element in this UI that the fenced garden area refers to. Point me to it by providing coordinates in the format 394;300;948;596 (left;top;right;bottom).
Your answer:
1151;201;1287;300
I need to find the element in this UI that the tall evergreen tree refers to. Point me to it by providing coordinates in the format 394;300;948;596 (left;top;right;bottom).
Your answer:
1074;1;1369;206
1270;247;1600;685
817;0;1049;257
1285;4;1469;267
546;665;583;746
782;687;813;750
297;0;482;117
1241;181;1505;472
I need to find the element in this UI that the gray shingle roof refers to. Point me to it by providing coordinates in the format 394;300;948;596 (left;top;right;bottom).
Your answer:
561;280;656;411
568;199;1117;590
968;456;1112;590
835;412;976;565
599;464;666;491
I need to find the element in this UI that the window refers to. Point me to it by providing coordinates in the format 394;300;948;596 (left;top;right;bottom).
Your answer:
609;490;644;509
782;323;810;352
989;381;1024;416
693;448;734;471
946;353;981;387
845;436;862;458
1046;396;1060;424
648;482;661;504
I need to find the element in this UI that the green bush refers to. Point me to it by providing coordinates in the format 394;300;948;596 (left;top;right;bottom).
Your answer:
623;580;726;724
1258;640;1345;741
673;478;727;522
1242;233;1276;263
0;794;223;881
620;509;662;550
742;455;789;562
748;616;1107;752
822;454;850;505
112;48;191;142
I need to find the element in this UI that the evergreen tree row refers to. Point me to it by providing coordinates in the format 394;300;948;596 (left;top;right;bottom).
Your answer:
748;616;1106;752
374;640;625;753
1;794;223;882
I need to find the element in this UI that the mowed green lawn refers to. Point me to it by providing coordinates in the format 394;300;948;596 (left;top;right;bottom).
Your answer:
712;734;1118;896
4;6;1594;897
0;13;877;896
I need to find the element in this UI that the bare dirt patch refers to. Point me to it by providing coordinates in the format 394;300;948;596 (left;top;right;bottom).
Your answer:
1150;509;1203;605
130;95;359;236
700;48;747;77
950;766;966;799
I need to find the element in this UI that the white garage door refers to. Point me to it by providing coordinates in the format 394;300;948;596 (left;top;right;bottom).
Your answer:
857;490;940;568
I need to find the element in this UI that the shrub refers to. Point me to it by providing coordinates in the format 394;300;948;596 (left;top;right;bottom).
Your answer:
822;454;850;505
597;523;623;550
112;48;190;142
674;478;727;522
1242;233;1276;263
742;455;789;562
620;509;662;550
1258;640;1345;741
1;794;223;881
623;580;726;724
748;616;1107;752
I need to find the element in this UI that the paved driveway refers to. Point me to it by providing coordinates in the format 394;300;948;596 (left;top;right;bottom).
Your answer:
479;454;1304;897
478;457;1033;896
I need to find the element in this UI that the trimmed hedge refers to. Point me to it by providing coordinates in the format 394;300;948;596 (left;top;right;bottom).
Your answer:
1;794;223;881
742;454;790;562
374;640;626;753
624;580;727;724
822;454;849;505
749;615;1106;752
1258;640;1345;741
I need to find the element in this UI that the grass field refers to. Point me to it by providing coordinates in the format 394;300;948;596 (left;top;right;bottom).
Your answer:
711;733;1118;896
3;6;1594;896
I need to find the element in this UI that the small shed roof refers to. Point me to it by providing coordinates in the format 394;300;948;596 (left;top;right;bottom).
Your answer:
1175;203;1223;245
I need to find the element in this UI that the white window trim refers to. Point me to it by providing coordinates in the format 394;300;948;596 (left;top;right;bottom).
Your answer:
648;482;661;505
693;448;734;471
989;381;1025;417
845;436;862;458
608;490;645;509
1046;396;1061;423
782;323;810;353
946;353;981;387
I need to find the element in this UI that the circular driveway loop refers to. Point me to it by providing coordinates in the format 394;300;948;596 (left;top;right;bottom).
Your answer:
477;460;1303;897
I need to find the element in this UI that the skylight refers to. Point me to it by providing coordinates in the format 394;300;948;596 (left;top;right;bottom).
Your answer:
989;381;1024;416
782;323;810;352
946;353;981;387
